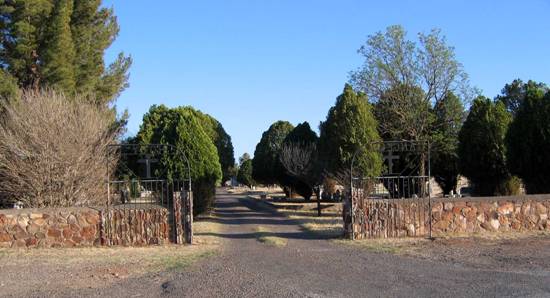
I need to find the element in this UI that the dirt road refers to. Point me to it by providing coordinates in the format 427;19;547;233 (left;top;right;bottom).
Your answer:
20;190;550;297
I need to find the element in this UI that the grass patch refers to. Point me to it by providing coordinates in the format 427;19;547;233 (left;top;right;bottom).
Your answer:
255;226;288;247
334;238;429;255
249;195;344;238
151;249;218;271
0;245;218;273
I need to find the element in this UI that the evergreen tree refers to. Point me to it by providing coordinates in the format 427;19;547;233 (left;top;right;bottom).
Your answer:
496;79;548;116
0;70;19;101
458;97;512;196
136;105;222;215
42;0;76;94
188;108;235;183
506;88;550;194
237;159;254;187
280;122;319;200
431;91;465;194
0;0;131;106
319;84;382;181
252;121;294;185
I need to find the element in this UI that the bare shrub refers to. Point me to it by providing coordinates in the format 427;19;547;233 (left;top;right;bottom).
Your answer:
0;89;121;207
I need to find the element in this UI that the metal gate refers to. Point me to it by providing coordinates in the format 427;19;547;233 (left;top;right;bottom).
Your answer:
105;144;193;244
347;140;432;239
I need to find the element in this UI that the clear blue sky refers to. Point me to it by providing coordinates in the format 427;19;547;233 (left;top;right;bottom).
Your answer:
102;0;550;161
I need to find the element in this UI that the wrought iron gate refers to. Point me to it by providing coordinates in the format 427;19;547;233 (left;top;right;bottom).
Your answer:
106;144;193;244
347;140;432;239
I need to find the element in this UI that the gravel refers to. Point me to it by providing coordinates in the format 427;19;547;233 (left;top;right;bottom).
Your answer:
11;190;550;297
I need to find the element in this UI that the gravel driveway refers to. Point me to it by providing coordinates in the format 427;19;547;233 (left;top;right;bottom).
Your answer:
18;190;550;297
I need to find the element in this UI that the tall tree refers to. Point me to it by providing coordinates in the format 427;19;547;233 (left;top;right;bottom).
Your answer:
458;97;512;196
319;84;382;184
0;0;131;106
41;0;76;94
496;79;548;116
350;25;475;107
237;159;254;188
374;83;433;141
188;108;235;183
431;91;465;194
279;122;319;201
136;105;222;214
506;88;550;194
252;121;294;186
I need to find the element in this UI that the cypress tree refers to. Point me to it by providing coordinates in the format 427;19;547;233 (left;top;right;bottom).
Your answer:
319;84;382;180
458;97;512;196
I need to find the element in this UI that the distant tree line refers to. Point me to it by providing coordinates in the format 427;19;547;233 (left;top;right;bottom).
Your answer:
246;25;550;203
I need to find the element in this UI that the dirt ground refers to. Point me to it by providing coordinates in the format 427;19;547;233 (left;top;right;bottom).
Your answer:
1;190;550;297
0;220;220;297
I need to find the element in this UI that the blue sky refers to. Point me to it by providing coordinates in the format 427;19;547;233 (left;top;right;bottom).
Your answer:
102;0;550;161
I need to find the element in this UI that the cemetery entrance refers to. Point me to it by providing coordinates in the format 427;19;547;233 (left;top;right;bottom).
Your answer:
346;140;432;239
106;144;193;244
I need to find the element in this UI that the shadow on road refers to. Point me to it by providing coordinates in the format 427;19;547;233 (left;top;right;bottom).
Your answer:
194;192;342;241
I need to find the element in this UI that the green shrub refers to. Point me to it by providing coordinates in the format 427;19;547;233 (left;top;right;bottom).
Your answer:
136;105;222;215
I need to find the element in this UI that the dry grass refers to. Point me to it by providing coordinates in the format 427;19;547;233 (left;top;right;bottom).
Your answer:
0;244;218;274
0;244;218;295
193;214;223;246
0;214;225;295
255;226;288;247
335;238;429;255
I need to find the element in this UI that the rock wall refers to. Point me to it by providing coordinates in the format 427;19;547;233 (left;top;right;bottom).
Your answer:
0;206;171;248
348;195;550;239
101;207;170;246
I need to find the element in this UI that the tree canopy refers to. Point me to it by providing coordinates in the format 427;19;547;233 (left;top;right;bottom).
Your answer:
496;79;549;116
506;88;550;194
431;91;465;194
0;0;131;105
187;108;235;183
136;105;222;214
252;120;294;185
237;158;254;188
279;122;319;200
350;25;474;106
319;84;382;182
458;97;512;196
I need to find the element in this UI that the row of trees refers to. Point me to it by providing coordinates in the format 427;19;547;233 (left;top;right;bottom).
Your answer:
240;84;381;203
243;25;550;201
459;81;550;195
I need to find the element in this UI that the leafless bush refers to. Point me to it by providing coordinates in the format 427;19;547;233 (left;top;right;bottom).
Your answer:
279;143;319;187
0;89;121;207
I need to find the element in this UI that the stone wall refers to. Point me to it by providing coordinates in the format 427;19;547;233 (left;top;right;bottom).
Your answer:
348;195;550;239
0;206;171;248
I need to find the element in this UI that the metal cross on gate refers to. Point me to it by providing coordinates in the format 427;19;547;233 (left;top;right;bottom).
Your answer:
383;150;399;174
137;155;158;179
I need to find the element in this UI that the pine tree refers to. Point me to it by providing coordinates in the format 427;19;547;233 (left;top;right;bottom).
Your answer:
0;0;131;106
42;0;76;94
